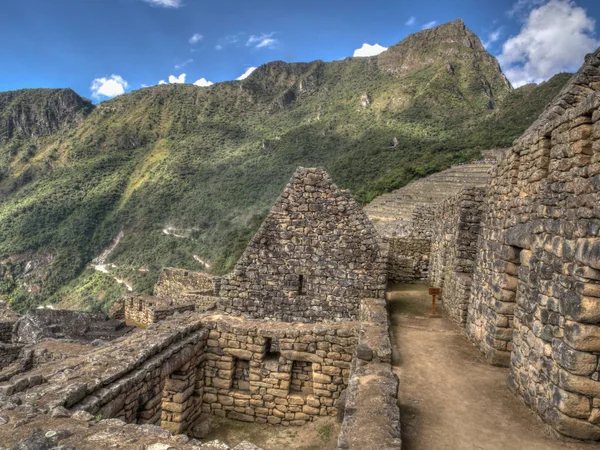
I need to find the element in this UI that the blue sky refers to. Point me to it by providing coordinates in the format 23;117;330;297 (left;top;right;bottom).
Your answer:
1;0;599;101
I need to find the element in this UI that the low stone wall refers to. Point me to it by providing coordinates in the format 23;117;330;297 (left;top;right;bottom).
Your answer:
118;294;197;326
154;268;221;302
337;298;401;450
384;204;435;283
201;316;358;425
386;237;430;282
428;186;486;325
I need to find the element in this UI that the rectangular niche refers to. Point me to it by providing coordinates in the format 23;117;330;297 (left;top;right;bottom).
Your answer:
232;358;250;392
290;360;313;395
264;338;280;361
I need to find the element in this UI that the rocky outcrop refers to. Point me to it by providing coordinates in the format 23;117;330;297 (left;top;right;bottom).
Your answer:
0;88;93;142
13;309;132;344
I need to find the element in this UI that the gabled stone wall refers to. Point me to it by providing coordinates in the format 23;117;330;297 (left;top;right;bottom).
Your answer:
219;167;387;322
429;186;486;325
466;49;600;440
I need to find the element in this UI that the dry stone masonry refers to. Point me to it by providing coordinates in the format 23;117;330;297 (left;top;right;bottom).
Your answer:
365;162;492;283
464;48;600;440
429;186;486;325
218;167;387;322
0;167;401;450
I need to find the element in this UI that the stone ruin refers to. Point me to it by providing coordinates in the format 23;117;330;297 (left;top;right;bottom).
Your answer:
364;47;600;441
218;167;387;322
2;46;600;450
109;268;222;327
364;161;492;282
0;168;400;450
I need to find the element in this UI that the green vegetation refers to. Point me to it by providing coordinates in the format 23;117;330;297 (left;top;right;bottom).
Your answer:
318;424;332;441
0;22;572;313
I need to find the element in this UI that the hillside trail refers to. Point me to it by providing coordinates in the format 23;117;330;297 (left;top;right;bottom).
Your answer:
388;281;595;450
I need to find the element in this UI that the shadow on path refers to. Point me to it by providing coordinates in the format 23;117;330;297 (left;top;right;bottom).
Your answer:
388;281;594;450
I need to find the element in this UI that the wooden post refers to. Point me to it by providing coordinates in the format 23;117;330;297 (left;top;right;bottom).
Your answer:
428;287;441;318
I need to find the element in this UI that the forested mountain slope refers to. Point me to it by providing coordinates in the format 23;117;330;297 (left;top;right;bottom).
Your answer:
0;20;572;312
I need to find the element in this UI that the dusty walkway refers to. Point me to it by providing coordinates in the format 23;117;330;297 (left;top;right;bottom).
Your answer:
389;282;595;450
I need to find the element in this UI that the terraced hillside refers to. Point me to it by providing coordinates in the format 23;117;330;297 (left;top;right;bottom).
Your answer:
365;161;494;236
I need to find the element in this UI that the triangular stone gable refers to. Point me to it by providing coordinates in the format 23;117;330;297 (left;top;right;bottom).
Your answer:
219;167;386;322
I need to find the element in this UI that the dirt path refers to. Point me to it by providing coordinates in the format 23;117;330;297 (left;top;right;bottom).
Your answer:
389;282;595;450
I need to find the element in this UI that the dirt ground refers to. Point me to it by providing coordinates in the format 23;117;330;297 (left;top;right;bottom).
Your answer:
199;415;339;450
389;281;596;450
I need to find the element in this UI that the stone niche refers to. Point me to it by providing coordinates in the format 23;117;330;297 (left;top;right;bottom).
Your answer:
201;316;358;425
465;47;600;440
218;167;387;323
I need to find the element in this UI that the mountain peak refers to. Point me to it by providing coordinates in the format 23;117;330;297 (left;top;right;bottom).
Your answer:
376;19;510;93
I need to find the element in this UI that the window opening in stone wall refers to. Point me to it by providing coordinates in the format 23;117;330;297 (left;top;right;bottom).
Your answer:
290;360;313;395
232;358;250;391
298;275;306;295
505;245;523;333
264;338;280;361
138;300;143;312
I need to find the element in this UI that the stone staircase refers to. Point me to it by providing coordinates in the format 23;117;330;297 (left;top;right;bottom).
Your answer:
364;162;493;233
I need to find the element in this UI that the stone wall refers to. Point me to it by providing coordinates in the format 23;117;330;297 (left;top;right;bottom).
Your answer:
382;204;435;283
466;49;600;439
336;298;401;449
219;167;387;322
154;268;221;302
429;186;486;325
201;315;358;425
114;294;197;326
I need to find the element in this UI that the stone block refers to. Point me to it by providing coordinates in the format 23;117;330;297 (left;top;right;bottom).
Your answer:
564;320;600;352
575;238;600;270
552;339;598;376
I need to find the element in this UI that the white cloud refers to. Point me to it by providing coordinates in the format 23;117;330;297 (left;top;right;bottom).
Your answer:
175;58;193;69
499;0;599;87
237;67;257;80
193;78;213;87
247;33;278;49
142;0;182;8
90;75;128;99
405;16;416;26
215;44;223;50
353;43;388;57
188;33;203;44
158;80;167;85
422;20;438;30
483;29;502;49
508;0;545;18
169;73;186;84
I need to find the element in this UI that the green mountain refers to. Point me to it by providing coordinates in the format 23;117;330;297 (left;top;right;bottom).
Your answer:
0;20;571;313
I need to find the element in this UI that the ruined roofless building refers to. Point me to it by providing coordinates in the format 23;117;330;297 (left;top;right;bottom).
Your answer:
218;167;388;322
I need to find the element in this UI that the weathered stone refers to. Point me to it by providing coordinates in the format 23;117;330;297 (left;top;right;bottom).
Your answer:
552;339;598;376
